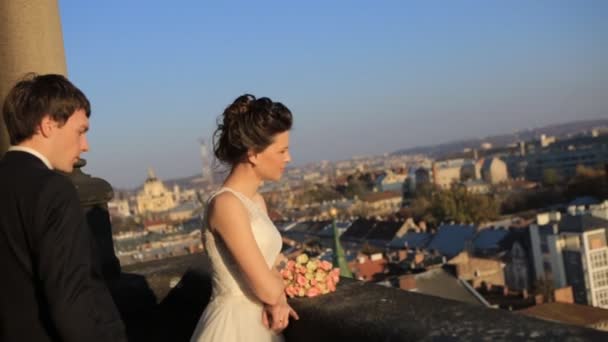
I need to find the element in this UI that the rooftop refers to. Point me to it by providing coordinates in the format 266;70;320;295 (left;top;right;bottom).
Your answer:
410;267;486;306
426;224;476;258
521;302;608;329
559;215;608;233
389;231;432;250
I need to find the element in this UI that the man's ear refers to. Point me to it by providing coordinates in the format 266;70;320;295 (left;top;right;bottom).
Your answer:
38;115;56;138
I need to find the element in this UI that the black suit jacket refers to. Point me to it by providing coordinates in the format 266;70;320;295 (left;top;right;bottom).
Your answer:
0;151;127;342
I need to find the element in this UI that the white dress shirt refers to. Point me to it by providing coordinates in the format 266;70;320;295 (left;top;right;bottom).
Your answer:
8;146;53;169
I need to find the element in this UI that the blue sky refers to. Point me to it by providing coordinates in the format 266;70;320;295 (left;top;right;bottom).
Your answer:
58;0;608;188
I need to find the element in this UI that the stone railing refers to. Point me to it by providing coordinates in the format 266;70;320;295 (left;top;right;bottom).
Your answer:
114;253;608;342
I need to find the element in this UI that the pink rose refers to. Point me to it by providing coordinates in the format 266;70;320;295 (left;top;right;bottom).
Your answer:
281;269;292;280
326;277;336;292
320;260;333;271
296;274;307;286
297;265;307;274
310;279;318;287
330;268;340;283
285;285;297;298
306;287;320;298
287;260;296;271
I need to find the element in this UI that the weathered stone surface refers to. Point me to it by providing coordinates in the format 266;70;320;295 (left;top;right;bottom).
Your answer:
117;253;608;341
63;159;121;278
285;279;608;341
0;0;67;156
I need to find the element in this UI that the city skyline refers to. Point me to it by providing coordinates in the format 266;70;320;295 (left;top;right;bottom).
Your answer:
57;0;608;187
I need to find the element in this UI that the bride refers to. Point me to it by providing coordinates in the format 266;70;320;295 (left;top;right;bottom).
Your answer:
190;94;298;341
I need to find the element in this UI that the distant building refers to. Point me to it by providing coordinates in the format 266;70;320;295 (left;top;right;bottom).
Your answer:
539;134;556;148
504;134;608;181
143;218;169;233
499;229;535;291
530;212;608;308
591;201;608;221
108;198;131;217
302;171;323;182
472;227;510;256
410;167;431;193
448;251;505;289
176;188;198;203
461;179;491;194
460;159;481;181
521;302;608;332
356;191;402;216
529;212;562;285
340;219;404;245
432;159;465;189
426;223;477;259
375;170;407;192
481;142;493;150
167;201;200;222
481;158;508;184
351;252;387;281
388;231;432;251
137;168;176;214
398;267;490;306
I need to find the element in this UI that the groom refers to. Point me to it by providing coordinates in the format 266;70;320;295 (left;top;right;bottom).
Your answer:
0;74;127;342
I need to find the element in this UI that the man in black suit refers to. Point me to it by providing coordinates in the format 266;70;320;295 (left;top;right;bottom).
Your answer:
0;74;127;341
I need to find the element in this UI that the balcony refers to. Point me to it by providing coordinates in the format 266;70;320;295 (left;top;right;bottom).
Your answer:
112;253;608;341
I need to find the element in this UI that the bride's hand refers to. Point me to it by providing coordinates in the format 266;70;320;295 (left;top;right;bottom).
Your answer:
262;296;299;333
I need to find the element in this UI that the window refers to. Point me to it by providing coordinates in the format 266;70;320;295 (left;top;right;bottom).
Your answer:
588;232;607;250
590;251;608;269
593;270;608;288
596;289;608;308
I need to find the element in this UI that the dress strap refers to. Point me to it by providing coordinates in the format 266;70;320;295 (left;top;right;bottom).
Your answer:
209;187;254;210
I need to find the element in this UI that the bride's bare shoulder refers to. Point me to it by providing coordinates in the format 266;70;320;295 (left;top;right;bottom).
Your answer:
252;193;268;214
208;191;245;218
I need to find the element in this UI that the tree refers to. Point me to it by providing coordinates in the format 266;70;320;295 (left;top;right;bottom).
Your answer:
565;165;607;200
406;181;499;225
542;168;562;188
345;178;367;199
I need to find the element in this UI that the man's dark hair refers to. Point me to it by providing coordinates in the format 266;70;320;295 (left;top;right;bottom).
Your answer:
2;73;91;145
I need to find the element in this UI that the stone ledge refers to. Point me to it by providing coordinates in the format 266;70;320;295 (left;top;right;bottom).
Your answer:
285;279;607;341
115;253;608;341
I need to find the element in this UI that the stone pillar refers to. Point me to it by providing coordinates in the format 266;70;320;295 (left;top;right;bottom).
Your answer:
65;159;122;279
0;1;122;279
0;0;68;156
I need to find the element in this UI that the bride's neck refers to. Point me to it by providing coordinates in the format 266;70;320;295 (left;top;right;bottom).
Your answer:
223;163;262;199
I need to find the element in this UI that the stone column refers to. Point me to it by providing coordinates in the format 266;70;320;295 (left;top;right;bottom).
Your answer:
0;0;122;279
65;159;122;278
0;0;67;156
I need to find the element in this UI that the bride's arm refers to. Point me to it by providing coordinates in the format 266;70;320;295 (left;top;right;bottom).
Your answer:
253;193;288;272
209;193;284;306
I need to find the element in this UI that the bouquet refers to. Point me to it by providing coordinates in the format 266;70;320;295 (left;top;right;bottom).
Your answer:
281;253;341;298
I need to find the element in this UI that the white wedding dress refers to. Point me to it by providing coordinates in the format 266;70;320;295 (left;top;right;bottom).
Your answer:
190;187;284;342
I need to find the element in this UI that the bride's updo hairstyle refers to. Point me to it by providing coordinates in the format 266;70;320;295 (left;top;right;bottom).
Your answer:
213;94;293;166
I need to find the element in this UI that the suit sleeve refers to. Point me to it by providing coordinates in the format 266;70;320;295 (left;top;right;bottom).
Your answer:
35;175;127;342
